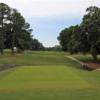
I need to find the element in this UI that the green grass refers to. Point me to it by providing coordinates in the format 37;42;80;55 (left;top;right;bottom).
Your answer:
0;51;67;65
0;66;90;90
0;51;99;100
72;53;100;62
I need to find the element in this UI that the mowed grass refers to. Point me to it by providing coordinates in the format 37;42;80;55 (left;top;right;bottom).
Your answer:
0;66;90;91
0;51;99;100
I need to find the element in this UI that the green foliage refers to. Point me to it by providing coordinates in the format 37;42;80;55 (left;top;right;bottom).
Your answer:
58;25;81;54
0;3;33;54
0;3;10;54
67;25;81;54
31;39;44;51
58;6;100;61
0;3;43;55
45;45;61;51
81;6;100;61
58;28;70;51
5;8;33;54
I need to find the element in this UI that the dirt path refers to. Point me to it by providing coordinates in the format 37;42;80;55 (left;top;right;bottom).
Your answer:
65;56;100;71
65;56;81;64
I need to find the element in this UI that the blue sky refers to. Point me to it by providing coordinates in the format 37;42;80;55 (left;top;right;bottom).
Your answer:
29;17;82;47
0;0;100;47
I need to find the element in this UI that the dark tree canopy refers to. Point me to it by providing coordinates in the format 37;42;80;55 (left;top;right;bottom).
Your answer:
0;3;43;54
58;6;100;61
31;39;44;51
0;3;10;54
58;28;71;51
58;25;81;53
81;6;100;61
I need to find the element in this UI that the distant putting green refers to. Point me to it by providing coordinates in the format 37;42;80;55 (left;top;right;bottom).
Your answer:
0;51;99;100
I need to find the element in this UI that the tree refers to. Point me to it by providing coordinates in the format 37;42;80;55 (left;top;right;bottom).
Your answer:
31;39;44;50
58;25;81;53
5;8;32;54
81;6;100;61
67;25;81;54
0;3;10;54
45;45;61;51
0;3;44;54
58;6;100;61
58;28;71;51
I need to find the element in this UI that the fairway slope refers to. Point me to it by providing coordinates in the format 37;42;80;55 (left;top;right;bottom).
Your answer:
0;52;99;100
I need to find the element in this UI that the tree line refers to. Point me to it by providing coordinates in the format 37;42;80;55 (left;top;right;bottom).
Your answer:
0;3;44;55
58;6;100;61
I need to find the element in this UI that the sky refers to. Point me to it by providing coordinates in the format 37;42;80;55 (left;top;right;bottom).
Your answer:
0;0;100;47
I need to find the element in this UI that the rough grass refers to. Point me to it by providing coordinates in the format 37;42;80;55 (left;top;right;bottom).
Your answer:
0;52;66;65
72;53;100;62
0;51;99;100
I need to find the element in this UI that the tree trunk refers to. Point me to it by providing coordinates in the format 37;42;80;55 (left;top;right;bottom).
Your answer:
92;53;97;62
11;47;14;55
11;39;15;55
0;13;4;55
0;49;3;55
11;30;15;55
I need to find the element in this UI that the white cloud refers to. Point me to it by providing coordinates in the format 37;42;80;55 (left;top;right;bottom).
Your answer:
0;0;100;18
0;0;100;47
